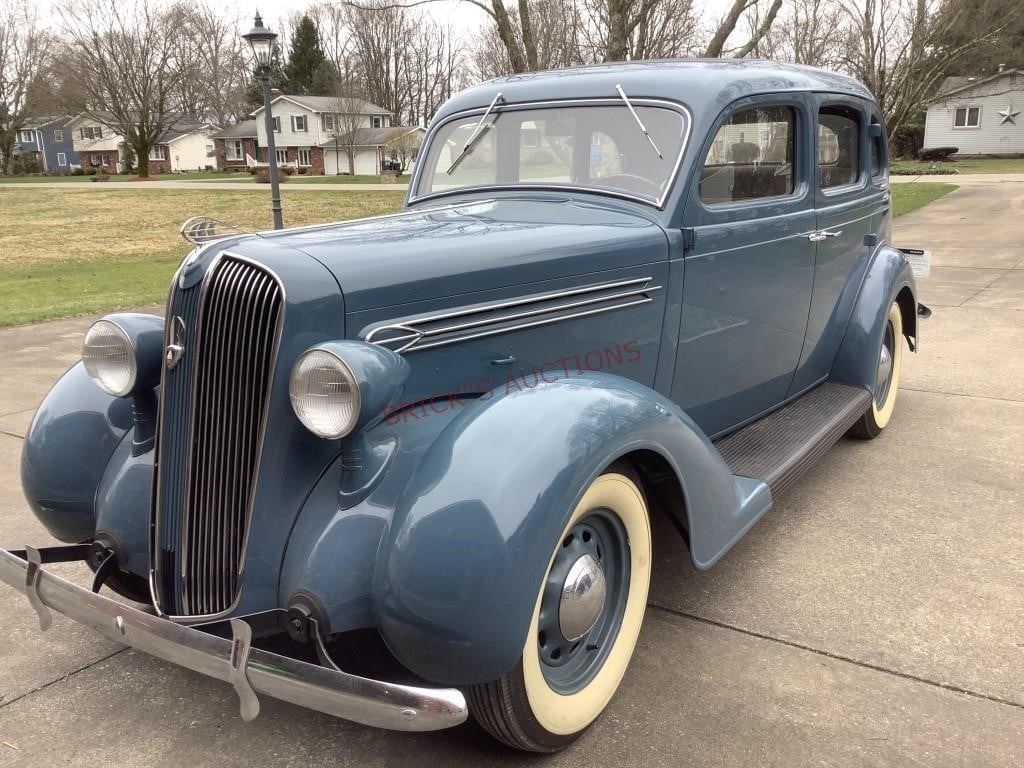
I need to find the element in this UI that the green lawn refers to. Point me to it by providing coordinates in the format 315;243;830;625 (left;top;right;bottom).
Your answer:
891;157;1024;175
890;182;957;217
0;189;404;327
289;174;409;184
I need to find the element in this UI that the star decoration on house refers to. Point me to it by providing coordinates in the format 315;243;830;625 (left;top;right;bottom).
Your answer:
998;103;1020;125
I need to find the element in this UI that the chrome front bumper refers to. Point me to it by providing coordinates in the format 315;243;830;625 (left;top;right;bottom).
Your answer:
0;546;467;731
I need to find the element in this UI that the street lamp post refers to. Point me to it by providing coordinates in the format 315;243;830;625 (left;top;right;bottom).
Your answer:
243;12;283;230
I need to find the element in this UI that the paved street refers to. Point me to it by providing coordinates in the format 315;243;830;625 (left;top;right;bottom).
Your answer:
0;183;1022;766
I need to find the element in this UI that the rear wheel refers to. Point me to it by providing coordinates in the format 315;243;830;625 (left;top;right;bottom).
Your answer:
849;301;904;440
468;465;652;752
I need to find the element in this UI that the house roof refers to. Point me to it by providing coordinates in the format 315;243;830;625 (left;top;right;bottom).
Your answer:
930;69;1023;101
318;126;424;149
23;115;69;130
213;120;258;139
67;112;211;142
252;94;391;117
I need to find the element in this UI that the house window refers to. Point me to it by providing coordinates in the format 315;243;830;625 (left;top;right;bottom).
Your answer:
18;130;33;143
276;148;288;164
298;148;312;167
323;114;336;132
272;116;281;132
57;152;67;167
953;106;981;128
292;115;308;132
54;129;64;142
371;116;383;128
149;145;166;161
80;126;103;140
225;140;243;161
91;153;104;166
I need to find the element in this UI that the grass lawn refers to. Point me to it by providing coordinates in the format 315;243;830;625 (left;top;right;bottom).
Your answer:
0;189;404;327
289;174;409;184
891;157;1024;175
890;182;957;217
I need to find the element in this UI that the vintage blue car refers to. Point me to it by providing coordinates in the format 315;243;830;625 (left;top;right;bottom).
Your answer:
2;61;922;752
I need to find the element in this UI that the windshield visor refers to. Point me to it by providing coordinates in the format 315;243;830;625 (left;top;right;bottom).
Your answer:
413;102;688;206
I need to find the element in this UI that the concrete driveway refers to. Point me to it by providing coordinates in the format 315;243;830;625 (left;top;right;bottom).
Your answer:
0;183;1022;766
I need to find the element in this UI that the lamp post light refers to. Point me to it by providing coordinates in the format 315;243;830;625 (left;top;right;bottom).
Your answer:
243;11;283;230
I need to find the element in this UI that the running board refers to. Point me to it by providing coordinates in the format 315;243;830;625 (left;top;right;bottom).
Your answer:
714;383;871;498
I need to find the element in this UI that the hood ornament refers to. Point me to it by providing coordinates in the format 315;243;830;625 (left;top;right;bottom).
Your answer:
180;216;251;245
165;316;186;370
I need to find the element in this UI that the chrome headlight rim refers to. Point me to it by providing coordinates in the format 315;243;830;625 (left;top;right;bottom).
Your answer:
82;319;137;397
289;347;362;440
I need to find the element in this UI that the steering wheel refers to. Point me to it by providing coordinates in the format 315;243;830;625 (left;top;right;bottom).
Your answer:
598;173;662;199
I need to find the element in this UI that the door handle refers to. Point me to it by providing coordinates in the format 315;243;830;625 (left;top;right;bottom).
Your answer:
807;230;842;242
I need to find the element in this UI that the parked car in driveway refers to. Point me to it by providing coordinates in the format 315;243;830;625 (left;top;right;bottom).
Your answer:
2;60;922;753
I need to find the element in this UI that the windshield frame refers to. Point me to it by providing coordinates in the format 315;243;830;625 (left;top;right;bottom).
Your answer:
408;97;693;211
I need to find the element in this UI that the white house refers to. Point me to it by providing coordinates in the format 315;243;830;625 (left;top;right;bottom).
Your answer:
250;94;423;175
68;113;216;173
923;68;1024;156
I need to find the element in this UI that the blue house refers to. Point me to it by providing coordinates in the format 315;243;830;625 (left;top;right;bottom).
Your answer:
15;116;80;172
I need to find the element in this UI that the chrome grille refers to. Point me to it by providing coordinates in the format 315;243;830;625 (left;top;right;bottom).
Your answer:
153;255;283;617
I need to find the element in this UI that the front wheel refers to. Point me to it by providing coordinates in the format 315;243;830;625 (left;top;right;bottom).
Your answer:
468;466;652;752
848;301;904;439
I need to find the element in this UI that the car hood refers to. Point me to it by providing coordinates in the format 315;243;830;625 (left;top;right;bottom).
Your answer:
256;196;668;313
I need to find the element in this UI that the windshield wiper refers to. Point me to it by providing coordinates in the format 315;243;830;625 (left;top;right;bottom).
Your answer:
447;92;503;175
616;84;663;160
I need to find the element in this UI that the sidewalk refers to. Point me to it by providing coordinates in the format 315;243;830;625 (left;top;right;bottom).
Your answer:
890;173;1024;184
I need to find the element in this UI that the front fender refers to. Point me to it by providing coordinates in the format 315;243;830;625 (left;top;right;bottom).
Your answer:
372;372;769;685
830;244;917;394
21;362;133;543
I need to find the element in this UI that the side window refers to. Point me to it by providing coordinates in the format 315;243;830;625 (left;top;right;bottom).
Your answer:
699;105;795;205
818;107;860;189
870;118;885;178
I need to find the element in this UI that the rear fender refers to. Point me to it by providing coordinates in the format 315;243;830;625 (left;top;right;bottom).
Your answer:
371;372;770;685
831;244;917;394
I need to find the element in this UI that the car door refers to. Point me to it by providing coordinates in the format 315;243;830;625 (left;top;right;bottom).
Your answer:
672;95;816;438
789;96;887;393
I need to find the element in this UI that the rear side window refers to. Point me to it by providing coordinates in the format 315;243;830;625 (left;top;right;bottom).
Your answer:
818;107;860;189
700;105;795;204
870;119;885;178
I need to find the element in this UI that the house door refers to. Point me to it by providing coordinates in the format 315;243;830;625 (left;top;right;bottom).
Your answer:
672;97;816;438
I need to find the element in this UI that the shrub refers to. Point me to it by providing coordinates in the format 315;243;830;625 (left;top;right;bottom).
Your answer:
85;167;97;175
917;146;959;162
279;165;294;176
890;124;925;159
255;167;289;184
91;174;110;182
523;149;554;166
71;167;86;176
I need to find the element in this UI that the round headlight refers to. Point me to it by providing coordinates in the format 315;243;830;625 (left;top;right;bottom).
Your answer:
289;349;361;439
82;320;137;397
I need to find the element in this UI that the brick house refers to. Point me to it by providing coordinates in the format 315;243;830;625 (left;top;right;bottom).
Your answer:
212;120;260;171
249;94;422;175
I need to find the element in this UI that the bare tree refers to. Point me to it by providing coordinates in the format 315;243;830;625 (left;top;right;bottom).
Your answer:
345;1;413;121
747;0;847;66
389;129;423;174
59;0;186;178
840;0;1002;138
404;19;461;127
0;3;52;174
327;91;368;174
704;0;785;58
171;2;251;125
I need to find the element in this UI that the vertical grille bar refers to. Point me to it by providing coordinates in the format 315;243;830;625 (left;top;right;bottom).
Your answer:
153;255;283;618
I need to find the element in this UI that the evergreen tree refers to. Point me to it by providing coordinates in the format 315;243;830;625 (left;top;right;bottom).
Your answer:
284;16;327;95
310;60;340;97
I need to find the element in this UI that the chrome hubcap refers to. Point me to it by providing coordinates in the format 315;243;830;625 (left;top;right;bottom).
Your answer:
559;554;606;642
875;321;896;407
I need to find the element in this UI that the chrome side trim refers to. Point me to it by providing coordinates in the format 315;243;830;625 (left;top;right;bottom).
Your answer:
362;277;662;355
0;548;467;732
408;97;694;211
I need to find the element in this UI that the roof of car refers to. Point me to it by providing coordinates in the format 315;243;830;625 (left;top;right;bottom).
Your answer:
436;59;874;120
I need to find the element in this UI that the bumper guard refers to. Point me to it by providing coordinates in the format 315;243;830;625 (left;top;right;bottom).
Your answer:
0;545;467;732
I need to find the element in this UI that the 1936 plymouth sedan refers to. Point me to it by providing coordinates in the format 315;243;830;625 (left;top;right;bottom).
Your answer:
2;61;923;752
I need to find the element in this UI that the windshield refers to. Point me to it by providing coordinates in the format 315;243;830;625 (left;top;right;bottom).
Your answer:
413;102;688;206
